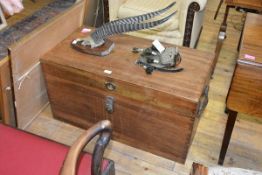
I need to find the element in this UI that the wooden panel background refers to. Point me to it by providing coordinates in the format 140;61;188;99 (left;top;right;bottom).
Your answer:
8;0;86;128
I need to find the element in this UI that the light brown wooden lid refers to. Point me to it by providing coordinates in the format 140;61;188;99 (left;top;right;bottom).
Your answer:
41;29;214;104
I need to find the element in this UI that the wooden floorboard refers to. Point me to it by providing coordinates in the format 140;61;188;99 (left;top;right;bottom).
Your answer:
22;0;262;174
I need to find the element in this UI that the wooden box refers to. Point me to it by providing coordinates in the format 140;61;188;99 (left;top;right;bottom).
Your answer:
41;30;214;163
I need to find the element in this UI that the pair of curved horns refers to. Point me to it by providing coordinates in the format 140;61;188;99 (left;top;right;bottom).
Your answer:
91;2;177;44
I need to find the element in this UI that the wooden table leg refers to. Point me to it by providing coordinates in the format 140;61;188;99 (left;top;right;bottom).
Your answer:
212;33;225;75
212;5;233;75
218;110;238;165
237;15;246;51
214;0;224;20
221;5;233;31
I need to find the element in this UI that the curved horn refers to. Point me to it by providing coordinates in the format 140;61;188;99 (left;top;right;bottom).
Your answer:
108;2;176;25
91;11;177;44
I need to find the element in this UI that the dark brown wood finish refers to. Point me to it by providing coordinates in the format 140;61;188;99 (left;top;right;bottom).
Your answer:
102;0;110;23
183;2;201;47
218;110;237;165
214;0;223;20
219;13;262;165
61;120;113;175
41;30;214;163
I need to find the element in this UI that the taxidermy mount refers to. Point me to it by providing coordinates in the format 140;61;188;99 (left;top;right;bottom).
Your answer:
71;2;177;56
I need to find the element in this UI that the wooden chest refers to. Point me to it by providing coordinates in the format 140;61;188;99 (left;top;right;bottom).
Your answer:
41;30;214;163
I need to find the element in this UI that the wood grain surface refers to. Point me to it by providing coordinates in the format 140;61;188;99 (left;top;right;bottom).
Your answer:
42;30;214;111
41;31;214;163
221;13;262;165
227;62;262;117
227;13;262;118
239;13;262;64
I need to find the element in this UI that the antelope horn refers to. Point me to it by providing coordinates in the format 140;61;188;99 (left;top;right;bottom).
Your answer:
78;2;177;48
107;2;176;25
91;11;177;44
